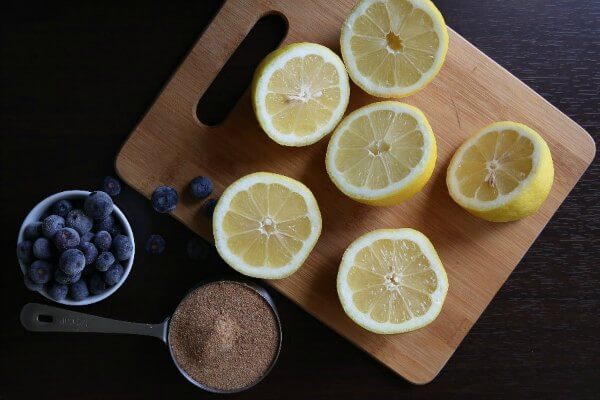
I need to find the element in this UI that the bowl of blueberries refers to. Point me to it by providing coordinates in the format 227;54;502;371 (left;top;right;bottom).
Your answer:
16;189;134;305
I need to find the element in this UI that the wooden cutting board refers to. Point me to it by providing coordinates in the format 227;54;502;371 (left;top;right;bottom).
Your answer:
115;0;595;384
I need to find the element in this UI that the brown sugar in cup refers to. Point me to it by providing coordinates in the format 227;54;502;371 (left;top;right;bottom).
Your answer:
168;281;281;392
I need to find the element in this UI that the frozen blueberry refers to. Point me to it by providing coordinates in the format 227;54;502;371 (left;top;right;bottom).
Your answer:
202;198;218;217
54;227;80;251
94;231;112;252
24;275;43;291
55;269;81;285
145;235;166;255
88;273;107;295
84;191;113;220
69;280;89;301
81;231;95;243
103;176;122;197
66;209;93;235
112;234;133;261
48;283;69;301
24;222;43;240
16;241;34;263
28;260;53;284
94;214;120;236
104;264;124;286
78;242;98;265
59;248;86;276
186;237;211;261
96;251;115;272
189;176;213;199
33;237;54;260
51;199;73;218
42;215;65;239
151;185;178;213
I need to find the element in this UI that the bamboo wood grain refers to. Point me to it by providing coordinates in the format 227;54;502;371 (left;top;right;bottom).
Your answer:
115;0;596;384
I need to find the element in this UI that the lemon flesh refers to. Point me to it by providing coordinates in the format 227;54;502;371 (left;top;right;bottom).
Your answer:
326;101;436;206
341;0;449;98
252;42;350;146
447;121;554;222
213;172;322;279
337;228;448;334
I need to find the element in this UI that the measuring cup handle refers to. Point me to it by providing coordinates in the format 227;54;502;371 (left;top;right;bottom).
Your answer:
20;303;169;342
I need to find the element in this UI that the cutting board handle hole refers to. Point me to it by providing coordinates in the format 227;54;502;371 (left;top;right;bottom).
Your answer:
195;12;288;126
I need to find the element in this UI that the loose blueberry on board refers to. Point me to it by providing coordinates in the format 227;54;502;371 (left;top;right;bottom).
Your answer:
59;248;86;276
55;269;81;285
54;227;81;251
94;231;112;252
78;242;98;265
202;198;218;217
151;185;178;213
42;215;65;239
84;191;114;220
95;214;120;236
66;209;93;235
33;237;54;260
69;280;89;301
145;235;166;255
189;176;213;199
24;222;43;240
80;231;95;243
103;176;122;197
28;260;53;284
16;241;34;264
51;199;73;218
104;264;124;286
88;273;107;295
48;283;69;301
23;275;43;291
112;234;133;261
96;251;115;272
186;237;211;261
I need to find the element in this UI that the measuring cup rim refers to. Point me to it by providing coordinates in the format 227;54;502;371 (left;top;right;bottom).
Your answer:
165;276;283;394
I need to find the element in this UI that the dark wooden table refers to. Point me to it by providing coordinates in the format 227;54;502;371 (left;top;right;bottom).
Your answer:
1;1;598;398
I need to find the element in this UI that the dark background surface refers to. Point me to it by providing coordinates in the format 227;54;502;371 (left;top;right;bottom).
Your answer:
1;0;598;399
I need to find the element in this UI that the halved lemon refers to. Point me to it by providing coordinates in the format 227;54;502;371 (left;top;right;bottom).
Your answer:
213;172;322;279
340;0;449;98
252;42;350;146
337;228;448;334
446;121;554;222
326;101;436;206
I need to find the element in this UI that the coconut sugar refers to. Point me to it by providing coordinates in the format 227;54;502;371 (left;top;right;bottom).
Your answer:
168;281;279;391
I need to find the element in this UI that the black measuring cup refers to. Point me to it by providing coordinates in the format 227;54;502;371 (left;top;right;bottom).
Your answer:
20;279;282;394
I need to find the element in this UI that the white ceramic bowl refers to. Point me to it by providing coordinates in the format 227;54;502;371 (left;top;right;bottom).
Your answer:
17;190;135;306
